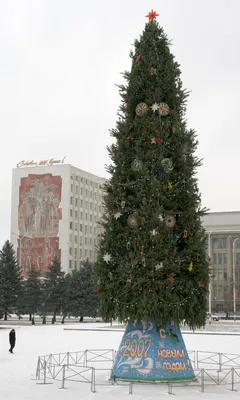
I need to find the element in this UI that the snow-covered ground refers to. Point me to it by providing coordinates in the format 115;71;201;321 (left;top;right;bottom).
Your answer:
0;323;240;399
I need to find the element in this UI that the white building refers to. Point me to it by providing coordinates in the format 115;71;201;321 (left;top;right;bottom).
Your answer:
10;160;106;276
202;211;240;315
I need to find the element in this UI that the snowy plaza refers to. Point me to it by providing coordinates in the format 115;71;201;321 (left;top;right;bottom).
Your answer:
1;322;240;399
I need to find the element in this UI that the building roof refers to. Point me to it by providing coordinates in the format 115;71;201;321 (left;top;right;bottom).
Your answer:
202;211;240;233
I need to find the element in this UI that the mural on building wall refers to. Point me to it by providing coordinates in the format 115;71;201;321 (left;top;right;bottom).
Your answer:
18;173;62;276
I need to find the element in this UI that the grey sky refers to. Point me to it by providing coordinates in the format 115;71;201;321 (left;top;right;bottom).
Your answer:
0;0;239;244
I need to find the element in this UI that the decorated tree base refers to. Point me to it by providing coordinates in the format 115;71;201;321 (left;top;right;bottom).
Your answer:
111;318;195;382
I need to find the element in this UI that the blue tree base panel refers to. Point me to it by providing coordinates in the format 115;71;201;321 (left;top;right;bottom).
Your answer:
111;318;195;382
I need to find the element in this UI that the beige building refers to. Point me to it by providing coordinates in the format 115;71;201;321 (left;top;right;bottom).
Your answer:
202;212;240;316
11;161;105;276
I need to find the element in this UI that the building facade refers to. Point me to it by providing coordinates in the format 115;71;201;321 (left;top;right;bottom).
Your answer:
11;162;105;276
202;212;240;315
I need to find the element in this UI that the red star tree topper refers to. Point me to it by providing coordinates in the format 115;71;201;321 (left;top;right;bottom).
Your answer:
146;10;159;20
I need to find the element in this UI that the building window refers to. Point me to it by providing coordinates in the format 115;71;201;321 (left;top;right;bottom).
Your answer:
70;222;73;230
80;224;82;232
218;285;224;299
80;200;83;207
86;179;88;185
218;270;223;281
90;202;92;210
90;215;92;222
223;253;228;265
90;226;92;234
75;210;78;219
75;222;78;230
69;260;72;269
90;250;92;258
85;225;88;234
85;250;87;257
236;253;240;264
75;198;78;206
218;253;222;264
81;187;83;195
70;197;73;205
81;177;83;183
75;260;77;269
90;238;92;246
85;237;88;245
71;184;73;192
70;209;73;217
69;247;72;255
75;235;78;244
75;248;77;256
80;212;83;219
212;238;227;249
86;189;88;197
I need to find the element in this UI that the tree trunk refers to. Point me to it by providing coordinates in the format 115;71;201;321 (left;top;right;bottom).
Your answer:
42;315;46;324
4;311;7;321
29;313;32;321
52;311;56;324
61;316;65;324
79;316;83;322
32;316;35;325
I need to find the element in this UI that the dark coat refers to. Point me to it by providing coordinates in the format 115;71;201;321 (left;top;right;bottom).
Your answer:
9;330;16;346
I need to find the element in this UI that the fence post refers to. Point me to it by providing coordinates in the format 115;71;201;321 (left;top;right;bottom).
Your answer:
219;353;222;372
196;351;199;369
129;381;133;395
168;371;173;395
49;354;52;376
43;360;47;384
200;369;204;393
91;368;96;393
61;365;66;389
231;368;236;392
36;357;40;379
85;350;88;367
67;352;70;370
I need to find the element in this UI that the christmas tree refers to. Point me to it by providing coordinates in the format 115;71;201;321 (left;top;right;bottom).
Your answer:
97;13;209;381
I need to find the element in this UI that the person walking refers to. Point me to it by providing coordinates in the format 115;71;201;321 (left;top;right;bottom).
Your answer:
9;329;16;353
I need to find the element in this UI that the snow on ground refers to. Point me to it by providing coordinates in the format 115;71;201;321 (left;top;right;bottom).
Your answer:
0;323;240;400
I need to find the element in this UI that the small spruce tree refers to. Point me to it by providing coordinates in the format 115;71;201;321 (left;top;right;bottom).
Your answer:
0;240;23;320
23;268;42;321
42;258;65;324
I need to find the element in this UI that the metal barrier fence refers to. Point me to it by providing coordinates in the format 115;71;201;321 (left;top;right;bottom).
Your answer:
35;349;240;394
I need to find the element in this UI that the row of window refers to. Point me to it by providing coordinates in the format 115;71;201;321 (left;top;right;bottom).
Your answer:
212;237;240;250
213;253;228;265
70;209;100;221
71;175;101;188
69;223;98;234
70;184;101;198
70;197;103;212
69;251;96;269
212;252;240;265
69;237;97;251
69;235;98;245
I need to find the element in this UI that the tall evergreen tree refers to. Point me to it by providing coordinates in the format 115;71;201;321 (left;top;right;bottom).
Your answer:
67;260;99;321
0;240;23;320
96;12;209;329
23;269;42;321
42;258;65;324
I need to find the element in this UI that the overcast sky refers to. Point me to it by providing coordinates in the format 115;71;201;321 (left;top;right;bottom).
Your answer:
0;0;239;244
